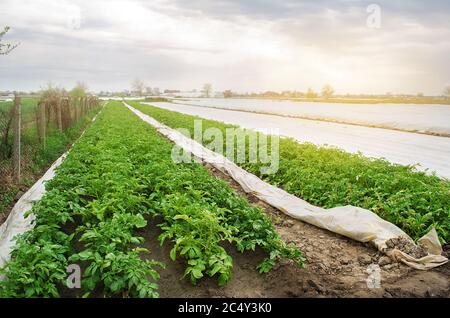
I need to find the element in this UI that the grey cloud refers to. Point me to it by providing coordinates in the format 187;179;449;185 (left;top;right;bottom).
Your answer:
0;0;449;94
167;0;450;19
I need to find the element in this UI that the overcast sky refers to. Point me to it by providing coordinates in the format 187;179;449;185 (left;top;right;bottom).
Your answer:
0;0;449;94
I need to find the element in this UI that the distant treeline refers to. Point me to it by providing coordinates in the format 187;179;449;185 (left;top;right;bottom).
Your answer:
222;89;450;105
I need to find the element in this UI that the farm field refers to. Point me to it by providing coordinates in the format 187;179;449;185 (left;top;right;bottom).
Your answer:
0;101;303;297
170;98;450;136
128;101;450;244
1;101;448;298
3;0;450;305
151;102;450;179
0;98;38;123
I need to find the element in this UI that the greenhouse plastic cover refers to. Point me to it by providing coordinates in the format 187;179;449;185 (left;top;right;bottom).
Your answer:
125;102;448;270
170;98;450;136
148;102;450;179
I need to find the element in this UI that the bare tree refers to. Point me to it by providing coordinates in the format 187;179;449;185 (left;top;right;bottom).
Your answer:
223;90;233;98
203;83;212;98
321;84;334;99
0;26;19;55
40;82;64;100
131;79;145;96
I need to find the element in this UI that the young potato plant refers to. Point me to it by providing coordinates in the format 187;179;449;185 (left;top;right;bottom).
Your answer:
156;195;235;285
1;102;162;298
121;106;304;284
1;101;303;297
0;233;70;297
129;101;450;243
143;162;304;280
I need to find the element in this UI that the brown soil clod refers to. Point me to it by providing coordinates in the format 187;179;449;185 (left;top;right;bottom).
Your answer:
385;236;428;259
190;161;450;298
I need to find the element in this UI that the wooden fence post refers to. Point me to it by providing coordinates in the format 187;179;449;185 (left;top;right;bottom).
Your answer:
83;97;87;116
81;97;85;116
67;97;72;128
57;97;63;132
37;100;46;147
74;97;79;122
12;95;21;183
61;98;70;131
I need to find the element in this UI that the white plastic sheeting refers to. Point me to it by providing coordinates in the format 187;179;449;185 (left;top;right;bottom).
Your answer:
170;98;450;136
147;102;450;180
125;102;448;270
99;97;145;101
0;154;67;269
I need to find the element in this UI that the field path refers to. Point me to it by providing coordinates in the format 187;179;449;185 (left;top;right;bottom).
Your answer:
137;160;450;298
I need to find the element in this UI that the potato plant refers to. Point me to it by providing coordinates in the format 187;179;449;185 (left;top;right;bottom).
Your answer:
128;101;450;243
0;101;303;297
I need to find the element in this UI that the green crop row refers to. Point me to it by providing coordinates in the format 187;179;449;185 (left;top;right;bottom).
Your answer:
0;101;302;297
127;101;450;243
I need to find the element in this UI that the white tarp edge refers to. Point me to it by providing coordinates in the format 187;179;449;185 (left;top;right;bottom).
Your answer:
0;106;104;270
124;102;448;270
0;153;67;269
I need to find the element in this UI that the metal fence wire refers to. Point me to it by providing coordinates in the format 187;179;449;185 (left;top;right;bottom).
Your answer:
0;95;101;215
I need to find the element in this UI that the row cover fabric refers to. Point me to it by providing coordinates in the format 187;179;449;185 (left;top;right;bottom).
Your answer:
125;102;448;270
0;109;103;271
148;102;450;180
170;98;450;136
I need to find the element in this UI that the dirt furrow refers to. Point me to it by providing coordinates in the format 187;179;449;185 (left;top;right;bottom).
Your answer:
137;162;449;298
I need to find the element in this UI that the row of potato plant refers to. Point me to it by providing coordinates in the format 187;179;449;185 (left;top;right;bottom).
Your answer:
0;101;303;297
128;101;450;243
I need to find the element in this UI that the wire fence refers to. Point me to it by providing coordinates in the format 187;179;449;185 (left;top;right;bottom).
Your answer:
0;94;101;216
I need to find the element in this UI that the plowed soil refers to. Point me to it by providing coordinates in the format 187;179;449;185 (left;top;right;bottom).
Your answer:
134;163;449;298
